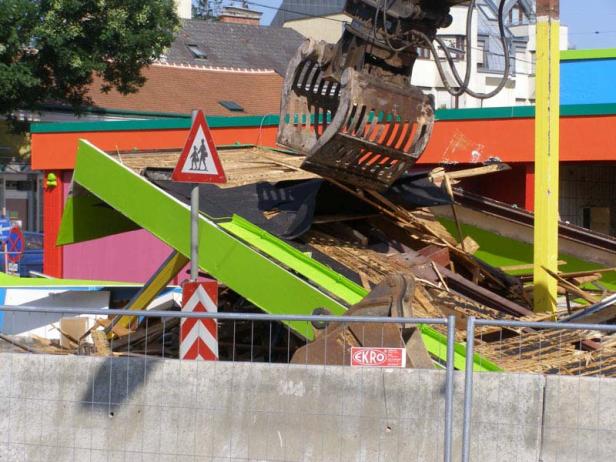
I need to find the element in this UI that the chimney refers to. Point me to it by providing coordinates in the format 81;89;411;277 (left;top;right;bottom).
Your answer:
219;6;263;26
176;0;192;20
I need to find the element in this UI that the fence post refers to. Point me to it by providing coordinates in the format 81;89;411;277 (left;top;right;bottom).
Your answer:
462;316;476;462
444;315;456;462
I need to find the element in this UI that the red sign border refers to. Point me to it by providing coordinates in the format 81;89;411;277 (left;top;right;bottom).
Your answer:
171;110;227;184
180;280;219;361
7;225;24;263
350;347;407;368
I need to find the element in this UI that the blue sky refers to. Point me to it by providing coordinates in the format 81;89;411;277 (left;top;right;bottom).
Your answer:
228;0;616;50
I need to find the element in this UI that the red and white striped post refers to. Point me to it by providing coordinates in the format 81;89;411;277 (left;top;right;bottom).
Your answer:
179;280;219;360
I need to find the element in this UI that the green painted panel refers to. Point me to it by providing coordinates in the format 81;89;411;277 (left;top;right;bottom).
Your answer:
31;118;191;134
435;103;616;120
31;102;616;135
435;106;535;120
69;140;350;339
0;272;136;287
58;187;140;245
561;48;616;61
220;215;366;305
31;114;279;134
439;218;616;291
419;325;502;372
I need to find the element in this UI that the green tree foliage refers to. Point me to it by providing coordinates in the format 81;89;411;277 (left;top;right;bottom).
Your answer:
0;0;180;116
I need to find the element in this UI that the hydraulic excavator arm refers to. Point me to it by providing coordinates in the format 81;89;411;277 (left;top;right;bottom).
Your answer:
278;0;472;190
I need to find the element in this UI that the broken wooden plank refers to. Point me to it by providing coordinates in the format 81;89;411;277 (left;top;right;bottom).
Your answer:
555;267;616;279
542;266;599;304
502;260;567;272
461;236;480;255
91;331;112;356
442;174;466;250
440;266;534;317
430;163;511;183
431;261;450;293
0;334;39;354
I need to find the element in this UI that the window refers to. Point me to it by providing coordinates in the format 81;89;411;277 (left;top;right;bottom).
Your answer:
438;35;465;61
219;101;245;112
582;207;611;234
417;47;431;60
186;44;207;59
477;38;486;71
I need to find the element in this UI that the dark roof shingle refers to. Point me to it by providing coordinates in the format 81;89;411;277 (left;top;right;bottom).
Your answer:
166;20;305;76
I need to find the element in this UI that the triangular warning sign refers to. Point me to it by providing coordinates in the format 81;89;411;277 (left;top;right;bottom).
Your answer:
172;110;227;184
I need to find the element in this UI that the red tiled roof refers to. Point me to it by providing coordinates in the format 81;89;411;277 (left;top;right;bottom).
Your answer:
88;63;283;116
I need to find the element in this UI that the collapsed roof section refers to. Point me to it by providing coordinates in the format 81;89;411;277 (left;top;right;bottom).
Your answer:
57;141;504;370
57;143;616;375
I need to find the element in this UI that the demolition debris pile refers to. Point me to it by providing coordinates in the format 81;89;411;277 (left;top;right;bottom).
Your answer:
3;147;615;375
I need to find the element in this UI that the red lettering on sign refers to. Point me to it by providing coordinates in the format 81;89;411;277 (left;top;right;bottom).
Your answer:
350;347;406;368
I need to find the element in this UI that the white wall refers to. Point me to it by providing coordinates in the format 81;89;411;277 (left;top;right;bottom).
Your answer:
412;6;481;109
176;0;192;20
283;14;350;44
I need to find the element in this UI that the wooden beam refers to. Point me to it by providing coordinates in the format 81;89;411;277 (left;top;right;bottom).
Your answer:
501;260;567;272
107;250;189;336
533;0;560;313
555;267;616;279
542;266;598;304
430;163;511;182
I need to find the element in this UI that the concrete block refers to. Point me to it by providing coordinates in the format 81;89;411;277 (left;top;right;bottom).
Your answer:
0;354;12;399
5;352;614;462
9;354;46;399
542;374;616;461
0;398;10;443
193;407;214;457
9;396;42;446
157;405;183;455
0;443;26;461
243;411;271;460
24;444;75;461
467;371;544;462
209;408;233;458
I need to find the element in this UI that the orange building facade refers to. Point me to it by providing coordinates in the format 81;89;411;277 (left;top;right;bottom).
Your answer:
31;105;616;278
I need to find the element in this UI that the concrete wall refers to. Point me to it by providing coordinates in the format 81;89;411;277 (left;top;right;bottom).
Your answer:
0;353;613;461
283;14;350;44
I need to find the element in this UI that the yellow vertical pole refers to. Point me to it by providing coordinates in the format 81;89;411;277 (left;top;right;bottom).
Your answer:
533;0;560;313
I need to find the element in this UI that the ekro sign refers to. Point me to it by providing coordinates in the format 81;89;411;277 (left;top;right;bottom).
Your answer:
350;347;407;368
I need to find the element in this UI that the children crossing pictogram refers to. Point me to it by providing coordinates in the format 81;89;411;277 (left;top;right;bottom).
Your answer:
179;280;219;361
172;110;227;184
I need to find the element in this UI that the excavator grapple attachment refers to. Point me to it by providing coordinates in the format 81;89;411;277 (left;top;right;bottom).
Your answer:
278;40;434;191
278;0;463;191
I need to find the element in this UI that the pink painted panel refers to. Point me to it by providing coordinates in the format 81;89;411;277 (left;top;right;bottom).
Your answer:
62;229;188;284
60;172;190;283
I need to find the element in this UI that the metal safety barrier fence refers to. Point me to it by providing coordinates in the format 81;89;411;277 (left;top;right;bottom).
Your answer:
462;316;616;462
4;304;616;461
0;305;457;462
